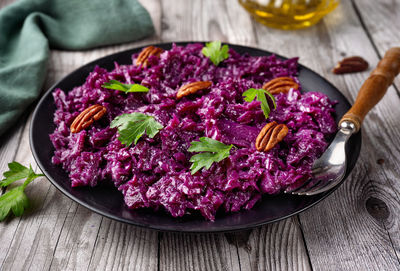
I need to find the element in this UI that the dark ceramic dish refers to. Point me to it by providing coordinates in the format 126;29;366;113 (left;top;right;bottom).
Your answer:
30;42;361;233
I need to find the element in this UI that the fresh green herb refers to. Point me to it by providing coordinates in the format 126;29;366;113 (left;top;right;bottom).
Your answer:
242;88;276;119
110;113;163;147
188;137;233;174
0;162;44;221
102;80;149;93
201;41;229;66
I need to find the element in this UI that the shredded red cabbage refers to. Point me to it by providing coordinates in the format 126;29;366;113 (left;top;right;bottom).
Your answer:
50;43;337;220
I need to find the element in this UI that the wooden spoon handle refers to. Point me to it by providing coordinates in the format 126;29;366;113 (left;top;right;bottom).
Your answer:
339;47;400;132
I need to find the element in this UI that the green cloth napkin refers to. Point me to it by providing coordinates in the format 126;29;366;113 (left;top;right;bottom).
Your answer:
0;0;154;136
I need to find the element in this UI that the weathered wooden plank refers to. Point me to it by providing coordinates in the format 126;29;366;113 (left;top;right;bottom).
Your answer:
347;1;400;259
45;208;102;271
247;0;400;269
0;113;46;269
351;4;400;262
0;117;29;268
313;1;400;269
0;1;162;270
0;113;68;271
0;118;25;180
158;1;251;270
352;0;400;90
235;218;311;271
158;1;311;271
159;0;256;45
159;232;240;271
0;71;157;271
159;219;310;271
0;115;158;271
87;220;158;271
1;0;399;270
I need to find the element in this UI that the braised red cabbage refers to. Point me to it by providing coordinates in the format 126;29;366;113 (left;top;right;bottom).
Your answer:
50;43;336;220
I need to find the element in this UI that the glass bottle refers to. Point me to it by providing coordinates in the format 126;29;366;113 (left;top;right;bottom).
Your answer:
238;0;340;30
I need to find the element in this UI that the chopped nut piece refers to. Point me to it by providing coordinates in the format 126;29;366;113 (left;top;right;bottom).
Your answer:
262;77;299;95
70;104;107;133
332;56;369;74
255;121;288;152
176;81;212;99
136;46;164;67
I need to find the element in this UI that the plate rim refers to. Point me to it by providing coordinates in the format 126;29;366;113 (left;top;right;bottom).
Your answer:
29;41;361;233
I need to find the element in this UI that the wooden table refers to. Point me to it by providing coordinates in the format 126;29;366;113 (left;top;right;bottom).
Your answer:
1;0;399;270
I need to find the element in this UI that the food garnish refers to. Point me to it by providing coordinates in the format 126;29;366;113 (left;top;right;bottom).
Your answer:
255;121;288;152
188;137;233;174
136;46;164;67
0;162;44;221
201;41;229;66
242;88;276;119
332;56;369;74
176;81;212;99
110;113;163;147
262;77;299;94
70;104;107;133
102;80;149;93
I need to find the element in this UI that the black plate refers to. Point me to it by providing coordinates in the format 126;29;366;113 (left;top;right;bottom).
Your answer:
30;42;361;233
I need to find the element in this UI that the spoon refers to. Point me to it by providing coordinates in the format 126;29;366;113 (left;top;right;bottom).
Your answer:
286;47;400;195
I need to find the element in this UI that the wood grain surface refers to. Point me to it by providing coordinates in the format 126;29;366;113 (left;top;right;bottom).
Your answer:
1;0;400;270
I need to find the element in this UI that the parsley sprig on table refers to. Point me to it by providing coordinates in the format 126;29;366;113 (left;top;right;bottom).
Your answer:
110;113;163;147
0;162;44;221
242;88;276;119
102;80;149;93
201;41;229;66
188;137;233;174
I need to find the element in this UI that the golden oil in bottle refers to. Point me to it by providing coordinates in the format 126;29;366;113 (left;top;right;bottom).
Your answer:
238;0;340;30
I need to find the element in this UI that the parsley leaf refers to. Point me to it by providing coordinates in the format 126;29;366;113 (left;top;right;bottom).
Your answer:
1;162;30;187
201;41;229;66
102;80;149;93
188;137;233;174
110;113;163;147
242;88;276;119
0;162;43;187
0;162;44;221
0;186;29;220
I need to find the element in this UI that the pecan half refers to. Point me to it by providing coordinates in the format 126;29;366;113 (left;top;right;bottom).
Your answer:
255;121;288;152
176;81;212;99
262;77;299;95
332;56;369;74
136;46;164;67
70;104;107;133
